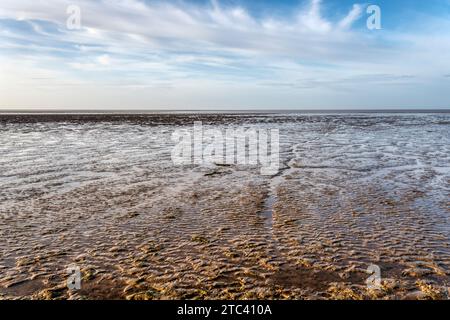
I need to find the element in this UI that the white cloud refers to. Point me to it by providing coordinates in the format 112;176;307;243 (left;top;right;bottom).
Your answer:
297;0;332;33
97;54;111;66
0;0;449;109
338;4;363;29
0;0;374;59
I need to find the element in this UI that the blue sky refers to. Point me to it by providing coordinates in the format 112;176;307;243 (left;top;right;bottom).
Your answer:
0;0;449;110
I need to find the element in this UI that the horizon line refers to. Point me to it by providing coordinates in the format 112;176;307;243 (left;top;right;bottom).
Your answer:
1;108;450;114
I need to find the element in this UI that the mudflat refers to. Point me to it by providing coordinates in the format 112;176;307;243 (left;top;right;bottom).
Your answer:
0;112;449;300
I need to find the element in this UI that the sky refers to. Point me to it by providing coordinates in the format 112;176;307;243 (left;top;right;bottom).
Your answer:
0;0;449;110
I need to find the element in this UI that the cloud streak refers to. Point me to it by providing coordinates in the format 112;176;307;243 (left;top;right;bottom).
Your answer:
0;0;449;109
0;0;374;57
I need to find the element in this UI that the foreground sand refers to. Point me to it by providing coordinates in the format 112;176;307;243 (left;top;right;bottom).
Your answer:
0;113;449;299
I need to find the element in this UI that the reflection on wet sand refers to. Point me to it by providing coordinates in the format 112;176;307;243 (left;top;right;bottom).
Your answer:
0;113;449;300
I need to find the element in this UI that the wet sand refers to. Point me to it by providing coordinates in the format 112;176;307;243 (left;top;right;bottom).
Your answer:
0;113;449;300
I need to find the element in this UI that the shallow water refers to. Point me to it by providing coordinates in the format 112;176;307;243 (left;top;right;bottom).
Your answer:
0;113;449;300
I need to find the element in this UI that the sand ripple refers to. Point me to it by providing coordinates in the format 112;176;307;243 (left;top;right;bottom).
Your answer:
0;113;449;300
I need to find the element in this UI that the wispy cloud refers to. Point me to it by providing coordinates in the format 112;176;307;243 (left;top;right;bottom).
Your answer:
0;0;374;58
338;4;363;30
0;0;449;109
